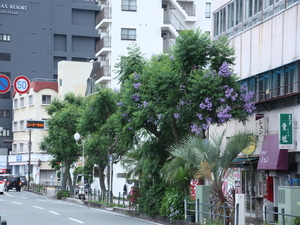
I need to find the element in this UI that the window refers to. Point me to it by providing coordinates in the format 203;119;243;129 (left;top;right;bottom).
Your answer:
227;2;235;29
284;64;295;94
28;95;33;106
121;28;136;40
0;110;10;118
20;143;24;153
13;99;18;109
264;0;274;9
0;53;11;61
0;128;10;137
42;95;51;104
13;144;17;153
121;0;137;11
0;34;11;42
205;3;211;18
20;120;25;130
20;97;25;107
235;0;243;25
13;121;18;131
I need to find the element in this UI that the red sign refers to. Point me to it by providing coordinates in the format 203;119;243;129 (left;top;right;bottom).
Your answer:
26;120;45;129
0;74;11;93
190;179;201;200
14;76;30;94
0;169;7;173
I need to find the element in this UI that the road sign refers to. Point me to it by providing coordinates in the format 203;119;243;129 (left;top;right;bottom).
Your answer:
14;75;30;94
0;74;11;93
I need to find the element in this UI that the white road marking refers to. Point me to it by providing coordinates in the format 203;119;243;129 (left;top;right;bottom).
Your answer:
4;193;14;197
0;199;4;201
32;205;43;209
20;197;28;199
49;211;60;215
68;218;84;224
12;201;23;205
36;199;47;201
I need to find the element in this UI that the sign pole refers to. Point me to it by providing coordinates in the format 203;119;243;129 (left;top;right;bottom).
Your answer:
27;130;32;190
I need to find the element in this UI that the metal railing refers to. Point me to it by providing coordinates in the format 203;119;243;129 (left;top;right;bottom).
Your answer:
184;199;237;225
264;207;300;225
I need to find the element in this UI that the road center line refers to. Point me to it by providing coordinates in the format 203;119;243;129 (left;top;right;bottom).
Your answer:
68;218;84;224
12;201;23;205
32;205;43;209
49;211;60;215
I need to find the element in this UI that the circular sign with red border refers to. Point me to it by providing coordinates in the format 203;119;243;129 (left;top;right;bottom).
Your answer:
0;74;11;94
14;76;30;94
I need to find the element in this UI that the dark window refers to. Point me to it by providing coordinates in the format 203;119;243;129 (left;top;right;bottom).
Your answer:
0;110;10;118
0;91;11;99
121;0;137;11
0;53;11;61
42;95;51;104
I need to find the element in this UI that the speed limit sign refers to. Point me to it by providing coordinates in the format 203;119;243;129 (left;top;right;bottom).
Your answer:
14;76;30;94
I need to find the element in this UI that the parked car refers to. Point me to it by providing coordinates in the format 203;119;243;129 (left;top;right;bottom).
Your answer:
19;176;28;187
0;176;4;194
5;176;22;192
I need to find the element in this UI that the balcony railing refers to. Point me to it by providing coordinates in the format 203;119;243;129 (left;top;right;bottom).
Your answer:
252;81;300;103
95;65;111;81
96;36;111;53
96;7;112;26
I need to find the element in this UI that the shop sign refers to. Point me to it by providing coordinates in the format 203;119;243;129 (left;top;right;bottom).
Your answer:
279;113;293;149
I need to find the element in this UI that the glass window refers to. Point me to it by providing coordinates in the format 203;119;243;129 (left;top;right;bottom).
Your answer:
284;64;295;94
20;143;24;153
205;3;211;18
121;0;137;11
245;0;253;20
121;28;136;40
264;0;274;8
0;128;10;137
213;12;219;36
0;110;10;118
254;0;263;14
220;8;226;34
42;95;51;104
227;2;235;29
13;99;18;109
20;97;25;107
13;122;18;131
29;95;33;105
235;0;243;25
271;68;281;97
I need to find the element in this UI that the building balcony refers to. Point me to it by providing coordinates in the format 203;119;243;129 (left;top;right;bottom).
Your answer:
95;65;111;82
253;81;300;104
95;7;112;29
95;36;111;56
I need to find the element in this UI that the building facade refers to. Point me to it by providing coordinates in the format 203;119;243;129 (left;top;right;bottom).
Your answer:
212;0;300;220
93;0;212;88
0;0;99;173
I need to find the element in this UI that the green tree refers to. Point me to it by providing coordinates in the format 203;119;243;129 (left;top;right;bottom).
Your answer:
40;93;84;189
115;29;255;216
77;88;128;194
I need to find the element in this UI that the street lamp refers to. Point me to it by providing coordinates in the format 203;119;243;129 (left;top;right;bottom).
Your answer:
74;132;85;184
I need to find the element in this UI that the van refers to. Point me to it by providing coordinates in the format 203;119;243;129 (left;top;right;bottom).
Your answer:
5;176;22;192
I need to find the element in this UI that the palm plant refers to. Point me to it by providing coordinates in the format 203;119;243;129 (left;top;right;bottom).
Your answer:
164;130;256;222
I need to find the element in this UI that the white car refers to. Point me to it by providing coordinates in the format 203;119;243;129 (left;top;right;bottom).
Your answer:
0;177;4;194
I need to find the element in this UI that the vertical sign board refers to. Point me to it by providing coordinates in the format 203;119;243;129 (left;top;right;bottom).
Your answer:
279;113;293;149
0;155;7;173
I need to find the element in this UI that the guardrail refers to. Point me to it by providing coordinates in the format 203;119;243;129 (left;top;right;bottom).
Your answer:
264;207;300;225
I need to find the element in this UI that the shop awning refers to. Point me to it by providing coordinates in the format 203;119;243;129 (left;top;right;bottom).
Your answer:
257;133;288;170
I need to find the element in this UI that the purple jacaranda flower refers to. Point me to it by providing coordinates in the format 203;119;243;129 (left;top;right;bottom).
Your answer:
179;85;186;91
217;106;232;123
133;83;142;89
169;55;174;60
197;113;203;120
131;93;140;102
206;117;212;123
174;113;180;119
134;73;140;80
191;124;201;134
157;114;163;120
202;123;210;130
122;113;128;117
143;101;148;107
179;99;185;105
219;98;225;103
117;102;123;106
114;88;120;93
218;62;232;77
199;103;206;109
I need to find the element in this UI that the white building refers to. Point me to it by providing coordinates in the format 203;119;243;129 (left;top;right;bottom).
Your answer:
211;0;300;220
9;61;92;185
94;0;212;88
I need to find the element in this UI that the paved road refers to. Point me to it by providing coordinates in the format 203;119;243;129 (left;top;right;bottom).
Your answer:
0;190;162;225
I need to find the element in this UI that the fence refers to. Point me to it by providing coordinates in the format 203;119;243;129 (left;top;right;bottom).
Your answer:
184;199;237;225
264;207;300;225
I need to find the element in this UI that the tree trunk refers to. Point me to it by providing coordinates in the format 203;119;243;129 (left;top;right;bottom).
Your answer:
98;165;106;191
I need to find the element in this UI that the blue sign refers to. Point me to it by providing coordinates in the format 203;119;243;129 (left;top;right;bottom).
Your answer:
0;74;11;93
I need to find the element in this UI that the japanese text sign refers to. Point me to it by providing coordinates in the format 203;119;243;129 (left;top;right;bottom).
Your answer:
279;113;293;149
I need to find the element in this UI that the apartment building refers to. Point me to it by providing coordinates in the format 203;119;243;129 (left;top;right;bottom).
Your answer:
211;0;300;220
0;0;99;171
92;0;212;88
9;61;91;184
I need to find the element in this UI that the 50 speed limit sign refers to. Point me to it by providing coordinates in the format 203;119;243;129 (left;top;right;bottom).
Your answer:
14;76;30;94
